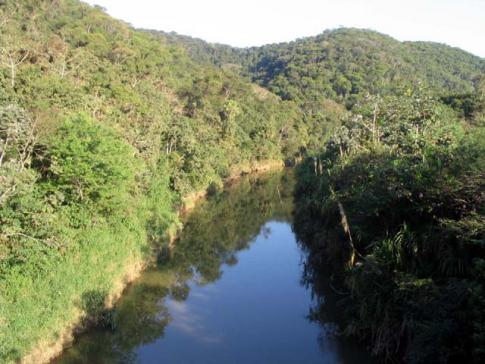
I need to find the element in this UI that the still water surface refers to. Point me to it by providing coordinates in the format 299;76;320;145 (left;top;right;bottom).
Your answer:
55;172;373;364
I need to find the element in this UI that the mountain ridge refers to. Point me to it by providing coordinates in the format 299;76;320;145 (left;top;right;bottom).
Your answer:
156;27;484;106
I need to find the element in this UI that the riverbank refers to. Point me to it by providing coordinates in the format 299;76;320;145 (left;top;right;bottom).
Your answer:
17;160;284;364
291;92;485;362
180;160;285;213
53;169;372;364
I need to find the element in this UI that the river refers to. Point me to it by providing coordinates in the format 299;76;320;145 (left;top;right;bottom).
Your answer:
54;171;373;364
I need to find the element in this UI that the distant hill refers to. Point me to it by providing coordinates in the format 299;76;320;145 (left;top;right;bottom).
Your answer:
157;28;485;108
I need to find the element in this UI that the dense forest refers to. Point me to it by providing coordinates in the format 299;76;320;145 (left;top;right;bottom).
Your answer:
293;84;485;363
0;0;484;363
159;28;484;149
161;28;484;101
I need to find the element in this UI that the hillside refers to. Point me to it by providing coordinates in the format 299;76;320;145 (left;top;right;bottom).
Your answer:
0;1;304;191
0;1;302;362
159;28;485;107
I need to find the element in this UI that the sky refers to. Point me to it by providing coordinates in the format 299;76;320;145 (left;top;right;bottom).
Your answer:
83;0;485;57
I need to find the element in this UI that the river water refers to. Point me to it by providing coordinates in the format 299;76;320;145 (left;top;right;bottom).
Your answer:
54;171;373;364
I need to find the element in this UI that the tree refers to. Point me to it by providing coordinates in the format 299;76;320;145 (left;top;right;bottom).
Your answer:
0;38;30;88
0;105;36;205
220;99;240;138
46;114;137;213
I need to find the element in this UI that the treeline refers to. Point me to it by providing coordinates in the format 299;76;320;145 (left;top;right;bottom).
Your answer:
293;84;485;363
158;27;484;152
0;1;301;361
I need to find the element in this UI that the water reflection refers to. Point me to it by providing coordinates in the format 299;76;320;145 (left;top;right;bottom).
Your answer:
54;171;372;364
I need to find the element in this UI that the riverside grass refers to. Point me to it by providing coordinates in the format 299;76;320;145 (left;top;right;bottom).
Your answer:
1;200;155;363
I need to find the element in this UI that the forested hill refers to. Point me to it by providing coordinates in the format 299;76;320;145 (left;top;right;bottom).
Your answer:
0;0;304;194
158;28;485;106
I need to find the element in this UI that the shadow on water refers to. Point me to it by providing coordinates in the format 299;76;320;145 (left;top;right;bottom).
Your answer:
54;171;374;364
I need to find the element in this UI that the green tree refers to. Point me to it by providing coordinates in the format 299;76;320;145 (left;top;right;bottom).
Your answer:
45;114;137;213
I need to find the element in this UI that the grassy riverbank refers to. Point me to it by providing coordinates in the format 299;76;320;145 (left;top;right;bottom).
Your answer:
1;114;176;363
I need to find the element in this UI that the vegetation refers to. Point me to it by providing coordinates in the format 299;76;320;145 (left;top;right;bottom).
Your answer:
160;28;484;153
0;0;483;362
239;29;484;104
160;29;485;105
293;85;485;363
0;1;299;362
55;171;294;363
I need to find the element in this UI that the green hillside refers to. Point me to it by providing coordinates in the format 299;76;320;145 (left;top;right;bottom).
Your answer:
160;28;484;106
0;1;301;361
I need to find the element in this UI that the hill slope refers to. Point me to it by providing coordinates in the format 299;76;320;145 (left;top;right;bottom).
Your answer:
160;28;484;107
0;1;302;362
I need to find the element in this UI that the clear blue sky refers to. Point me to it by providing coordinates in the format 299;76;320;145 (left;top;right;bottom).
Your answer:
84;0;485;57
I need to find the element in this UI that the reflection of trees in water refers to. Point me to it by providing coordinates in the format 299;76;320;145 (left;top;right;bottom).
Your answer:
294;212;375;364
168;170;294;285
292;182;353;330
55;279;174;364
56;171;294;364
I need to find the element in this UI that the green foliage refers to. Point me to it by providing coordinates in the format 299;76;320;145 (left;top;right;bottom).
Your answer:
162;28;484;154
44;114;138;214
293;86;485;363
0;105;36;206
1;0;483;362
